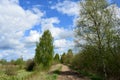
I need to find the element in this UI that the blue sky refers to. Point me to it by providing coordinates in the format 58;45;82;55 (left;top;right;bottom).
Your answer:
0;0;120;60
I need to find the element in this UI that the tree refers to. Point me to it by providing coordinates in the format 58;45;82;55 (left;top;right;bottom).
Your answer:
14;57;24;69
0;59;7;65
75;0;120;78
54;53;60;62
61;53;66;64
14;57;24;65
66;49;73;64
34;30;54;68
54;53;60;64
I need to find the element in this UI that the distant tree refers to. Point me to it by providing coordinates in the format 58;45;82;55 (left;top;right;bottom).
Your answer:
14;57;24;65
61;53;66;64
34;30;54;68
10;59;15;65
0;59;7;65
66;49;73;64
54;53;60;62
14;57;24;69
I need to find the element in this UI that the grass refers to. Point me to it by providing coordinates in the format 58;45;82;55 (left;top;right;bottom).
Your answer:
46;74;57;80
0;64;62;80
0;70;33;80
24;71;58;80
25;64;62;80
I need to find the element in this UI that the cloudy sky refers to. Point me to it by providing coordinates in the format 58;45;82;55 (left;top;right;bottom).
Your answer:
0;0;120;60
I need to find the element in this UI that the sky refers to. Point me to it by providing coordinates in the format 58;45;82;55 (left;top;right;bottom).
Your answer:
0;0;120;61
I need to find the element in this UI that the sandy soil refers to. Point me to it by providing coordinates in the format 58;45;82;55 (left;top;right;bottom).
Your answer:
57;64;90;80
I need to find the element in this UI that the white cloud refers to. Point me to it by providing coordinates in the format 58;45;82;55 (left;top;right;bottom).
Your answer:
0;0;44;60
54;39;74;48
51;1;79;16
54;39;75;54
51;1;80;27
41;17;74;39
0;49;35;60
25;30;40;43
24;30;41;48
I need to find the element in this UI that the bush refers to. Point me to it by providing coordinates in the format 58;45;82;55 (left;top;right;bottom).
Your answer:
25;59;35;71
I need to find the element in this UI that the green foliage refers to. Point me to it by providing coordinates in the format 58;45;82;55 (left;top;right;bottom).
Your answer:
73;0;120;79
0;70;33;80
14;57;24;69
0;59;7;65
53;53;60;64
60;53;66;64
66;49;73;64
61;49;73;64
25;59;35;71
54;53;59;61
46;74;57;80
14;57;24;65
34;30;54;68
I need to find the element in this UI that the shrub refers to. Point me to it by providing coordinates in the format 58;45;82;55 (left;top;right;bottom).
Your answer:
25;59;35;71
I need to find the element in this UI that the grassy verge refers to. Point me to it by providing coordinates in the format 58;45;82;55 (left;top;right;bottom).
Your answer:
25;64;62;80
0;64;62;80
24;71;58;80
0;70;33;80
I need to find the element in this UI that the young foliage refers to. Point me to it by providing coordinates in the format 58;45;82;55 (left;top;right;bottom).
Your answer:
54;53;60;63
61;53;66;64
34;30;54;68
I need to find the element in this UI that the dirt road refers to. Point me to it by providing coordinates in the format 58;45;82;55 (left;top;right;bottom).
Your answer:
57;64;90;80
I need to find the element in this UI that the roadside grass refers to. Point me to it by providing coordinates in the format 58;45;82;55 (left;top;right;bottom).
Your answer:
26;64;62;80
24;71;58;80
0;64;62;80
0;70;33;80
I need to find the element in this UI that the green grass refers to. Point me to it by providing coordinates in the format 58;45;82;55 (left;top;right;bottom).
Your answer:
46;74;57;80
24;64;62;80
24;71;58;80
0;69;58;80
0;70;33;80
0;64;62;80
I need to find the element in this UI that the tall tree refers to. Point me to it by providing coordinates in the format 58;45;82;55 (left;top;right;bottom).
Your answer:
54;53;60;63
66;49;73;64
76;0;120;78
61;53;66;64
34;30;54;67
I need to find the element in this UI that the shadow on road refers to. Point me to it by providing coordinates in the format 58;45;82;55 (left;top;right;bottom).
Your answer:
51;70;84;78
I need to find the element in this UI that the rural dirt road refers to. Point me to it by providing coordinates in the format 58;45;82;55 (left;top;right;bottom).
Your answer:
56;64;90;80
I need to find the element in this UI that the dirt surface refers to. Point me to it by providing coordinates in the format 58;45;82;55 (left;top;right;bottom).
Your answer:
57;64;90;80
